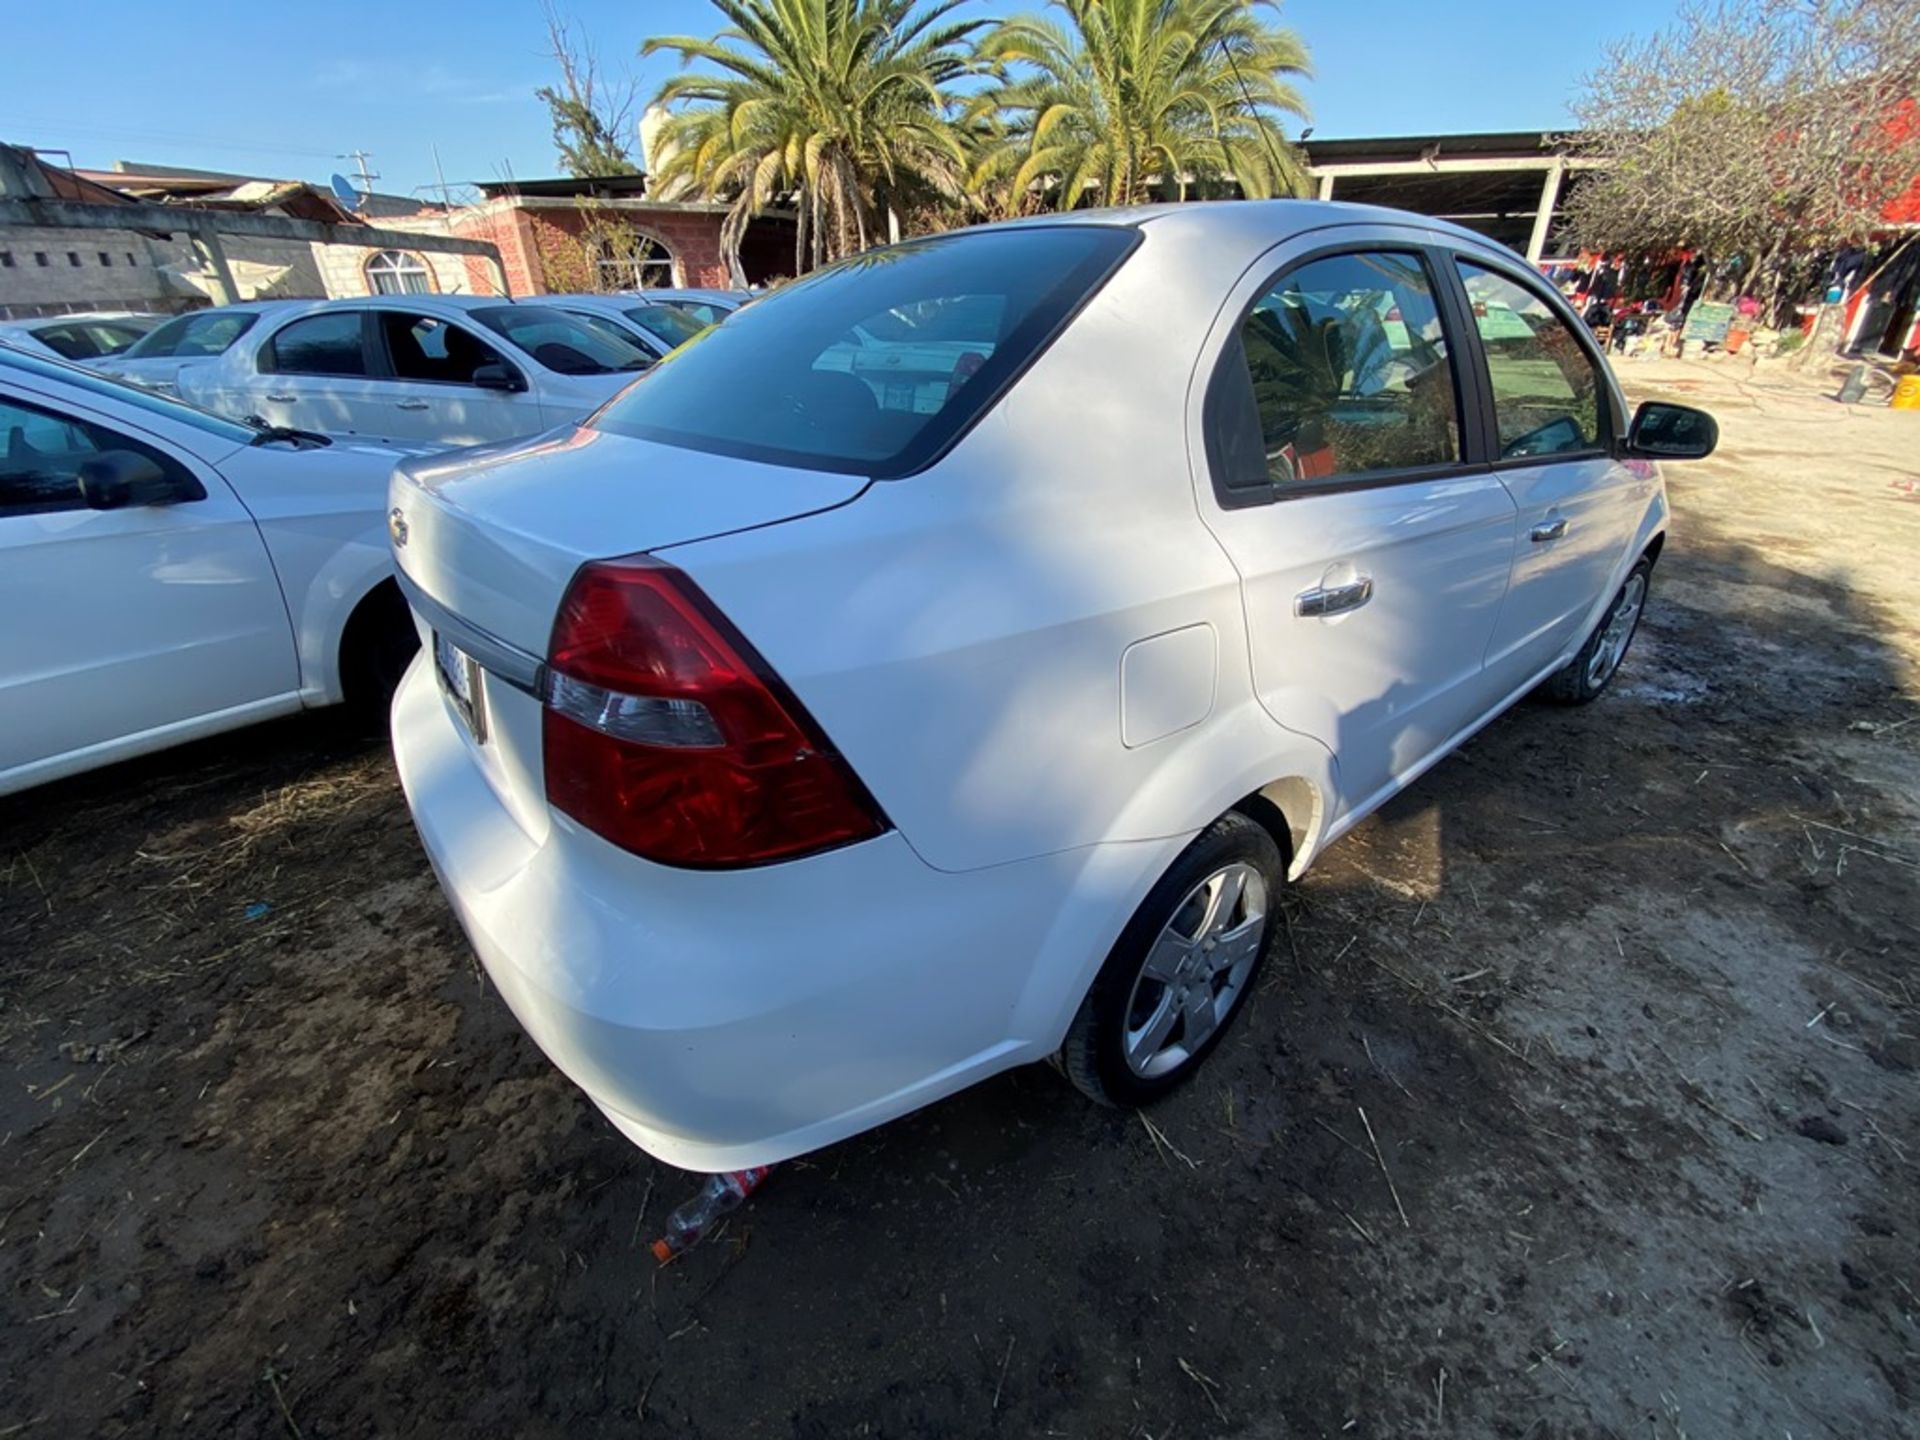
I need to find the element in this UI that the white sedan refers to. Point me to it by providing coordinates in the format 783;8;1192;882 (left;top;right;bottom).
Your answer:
178;295;656;448
0;348;420;795
90;300;306;396
0;311;162;363
389;202;1718;1170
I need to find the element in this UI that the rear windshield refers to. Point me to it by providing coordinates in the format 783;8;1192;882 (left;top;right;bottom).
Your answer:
591;226;1137;477
473;305;653;376
126;310;260;359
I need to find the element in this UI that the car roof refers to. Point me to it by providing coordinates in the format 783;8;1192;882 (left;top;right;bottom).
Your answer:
934;198;1512;255
6;311;162;328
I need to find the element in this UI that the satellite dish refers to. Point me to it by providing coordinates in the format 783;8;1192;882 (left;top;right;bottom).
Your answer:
328;173;365;211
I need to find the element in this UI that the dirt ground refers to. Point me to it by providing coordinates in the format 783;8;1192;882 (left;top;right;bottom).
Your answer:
3;357;1917;1439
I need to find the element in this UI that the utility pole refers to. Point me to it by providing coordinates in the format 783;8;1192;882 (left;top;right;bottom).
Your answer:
339;150;380;203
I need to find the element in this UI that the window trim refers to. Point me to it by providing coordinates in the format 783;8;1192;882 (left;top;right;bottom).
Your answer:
368;309;525;390
0;387;206;519
1201;241;1492;509
258;309;374;378
1445;249;1624;468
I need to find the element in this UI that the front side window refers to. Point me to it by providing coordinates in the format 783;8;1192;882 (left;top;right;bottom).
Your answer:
592;226;1137;477
0;393;192;517
125;310;260;360
265;313;368;377
1457;262;1605;459
1212;250;1461;493
378;312;511;385
365;250;432;296
472;305;652;376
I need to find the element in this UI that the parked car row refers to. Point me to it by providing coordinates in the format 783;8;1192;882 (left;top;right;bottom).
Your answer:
3;206;1720;1178
72;288;750;447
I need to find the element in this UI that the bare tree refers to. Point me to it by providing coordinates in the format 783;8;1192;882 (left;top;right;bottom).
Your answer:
1562;0;1920;320
535;4;641;179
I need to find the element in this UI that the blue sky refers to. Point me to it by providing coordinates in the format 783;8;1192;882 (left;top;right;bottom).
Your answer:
0;0;1683;199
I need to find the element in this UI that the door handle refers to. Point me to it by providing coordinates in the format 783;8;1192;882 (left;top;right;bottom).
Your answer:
1531;517;1570;542
264;392;295;403
1295;576;1374;617
395;400;431;412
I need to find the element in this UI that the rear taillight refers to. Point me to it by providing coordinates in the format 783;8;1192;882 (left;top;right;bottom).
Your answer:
542;555;887;867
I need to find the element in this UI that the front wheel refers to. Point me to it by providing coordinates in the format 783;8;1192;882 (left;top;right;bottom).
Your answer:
1060;812;1282;1107
1541;556;1651;705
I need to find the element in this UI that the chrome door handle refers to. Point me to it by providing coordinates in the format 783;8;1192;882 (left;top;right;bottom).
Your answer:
1295;576;1374;617
396;400;431;412
1531;518;1569;542
264;392;295;403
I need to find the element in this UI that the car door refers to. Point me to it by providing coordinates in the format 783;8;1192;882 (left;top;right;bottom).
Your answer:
251;309;387;437
1453;256;1654;690
370;309;545;445
1193;237;1518;822
0;387;297;790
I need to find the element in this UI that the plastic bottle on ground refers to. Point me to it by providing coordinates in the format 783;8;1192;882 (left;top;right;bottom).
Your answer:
650;1166;771;1262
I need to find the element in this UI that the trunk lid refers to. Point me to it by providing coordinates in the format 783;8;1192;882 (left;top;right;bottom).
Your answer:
390;425;870;653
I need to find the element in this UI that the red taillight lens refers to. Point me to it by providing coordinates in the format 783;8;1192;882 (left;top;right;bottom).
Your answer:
542;556;887;867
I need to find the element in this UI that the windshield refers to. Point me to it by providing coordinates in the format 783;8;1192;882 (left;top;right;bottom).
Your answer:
124;309;262;360
623;303;707;349
591;226;1136;477
1;346;256;445
473;305;653;375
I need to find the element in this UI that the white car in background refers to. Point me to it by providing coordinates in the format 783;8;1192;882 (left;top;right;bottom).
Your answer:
178;296;655;448
632;288;750;327
0;347;420;795
389;202;1719;1171
0;311;162;363
91;300;307;396
546;293;712;360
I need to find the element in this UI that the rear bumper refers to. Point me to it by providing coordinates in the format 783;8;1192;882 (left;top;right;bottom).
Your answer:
391;656;1170;1170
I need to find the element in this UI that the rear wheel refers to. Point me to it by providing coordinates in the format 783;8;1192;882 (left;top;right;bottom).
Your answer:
339;582;420;720
1061;812;1281;1107
1541;556;1651;705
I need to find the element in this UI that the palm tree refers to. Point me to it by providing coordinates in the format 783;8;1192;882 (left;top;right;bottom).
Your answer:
973;0;1312;211
643;0;986;272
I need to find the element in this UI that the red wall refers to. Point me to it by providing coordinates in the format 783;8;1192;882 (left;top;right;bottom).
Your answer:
448;202;732;296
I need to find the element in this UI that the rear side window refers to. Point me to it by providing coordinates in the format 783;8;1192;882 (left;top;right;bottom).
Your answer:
265;313;368;376
1210;250;1461;495
592;227;1137;477
378;312;511;385
128;310;259;359
1456;262;1605;458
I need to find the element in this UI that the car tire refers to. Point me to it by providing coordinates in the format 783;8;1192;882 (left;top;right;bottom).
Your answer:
1540;555;1652;706
340;582;420;719
1060;812;1283;1108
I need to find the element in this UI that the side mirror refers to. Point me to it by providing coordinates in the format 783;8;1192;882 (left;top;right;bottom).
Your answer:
1624;401;1718;461
77;449;202;509
471;361;527;394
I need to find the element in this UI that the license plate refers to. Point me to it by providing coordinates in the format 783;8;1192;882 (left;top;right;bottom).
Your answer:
433;631;487;743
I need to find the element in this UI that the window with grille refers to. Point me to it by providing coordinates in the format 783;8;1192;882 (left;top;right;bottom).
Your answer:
364;250;432;295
